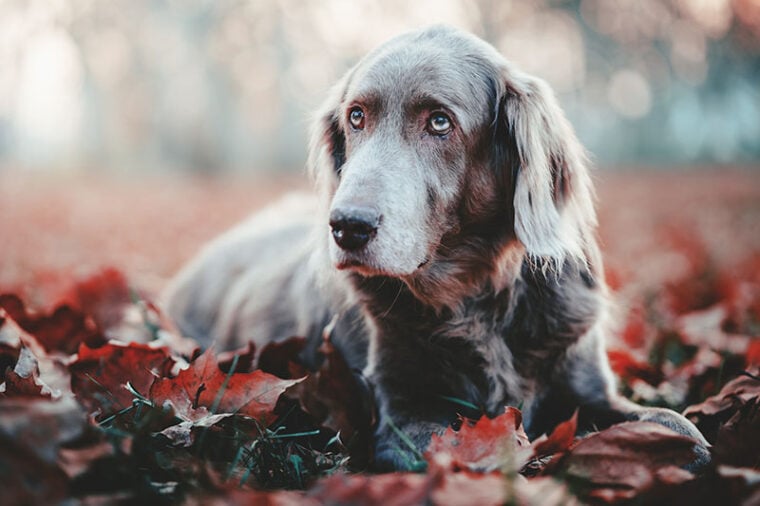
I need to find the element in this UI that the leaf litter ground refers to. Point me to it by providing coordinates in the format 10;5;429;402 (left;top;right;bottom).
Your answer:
1;170;759;505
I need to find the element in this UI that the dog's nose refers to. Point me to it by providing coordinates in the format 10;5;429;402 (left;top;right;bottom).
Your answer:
329;207;380;251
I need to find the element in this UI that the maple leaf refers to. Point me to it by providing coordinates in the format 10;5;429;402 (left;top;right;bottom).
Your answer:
218;342;257;374
305;468;574;506
0;294;104;355
258;337;307;379
607;349;661;385
286;334;374;448
746;341;760;368
1;347;52;399
149;348;303;426
530;410;578;460
70;342;175;419
712;397;760;468
58;268;132;333
683;370;760;442
551;421;698;502
425;406;530;472
305;472;432;506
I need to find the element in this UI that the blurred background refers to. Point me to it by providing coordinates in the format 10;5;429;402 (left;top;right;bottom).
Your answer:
1;0;759;174
1;0;759;300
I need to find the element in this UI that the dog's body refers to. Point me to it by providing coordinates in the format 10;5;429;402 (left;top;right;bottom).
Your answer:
165;26;709;470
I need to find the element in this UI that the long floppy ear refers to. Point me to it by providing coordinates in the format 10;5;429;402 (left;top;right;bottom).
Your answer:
500;68;596;265
306;73;352;197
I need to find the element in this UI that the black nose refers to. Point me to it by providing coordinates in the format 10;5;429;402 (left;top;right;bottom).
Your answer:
329;207;380;251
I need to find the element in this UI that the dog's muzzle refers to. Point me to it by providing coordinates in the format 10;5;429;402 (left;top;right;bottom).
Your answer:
329;206;380;251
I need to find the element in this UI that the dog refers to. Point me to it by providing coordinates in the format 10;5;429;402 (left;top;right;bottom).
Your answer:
164;26;709;471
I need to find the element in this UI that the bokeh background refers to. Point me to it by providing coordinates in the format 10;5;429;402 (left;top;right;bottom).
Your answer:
1;0;760;173
1;0;759;298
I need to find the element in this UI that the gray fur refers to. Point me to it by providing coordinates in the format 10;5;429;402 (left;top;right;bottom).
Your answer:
164;26;709;471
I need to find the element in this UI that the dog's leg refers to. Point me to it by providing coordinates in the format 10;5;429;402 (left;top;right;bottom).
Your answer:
372;416;445;472
555;328;711;472
368;373;466;471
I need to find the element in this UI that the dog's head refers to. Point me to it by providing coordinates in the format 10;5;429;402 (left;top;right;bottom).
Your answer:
309;26;597;305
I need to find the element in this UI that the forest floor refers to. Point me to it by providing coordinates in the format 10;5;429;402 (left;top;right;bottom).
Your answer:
1;168;759;504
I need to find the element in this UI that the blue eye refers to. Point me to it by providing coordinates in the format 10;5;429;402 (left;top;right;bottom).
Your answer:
349;107;365;129
428;112;452;135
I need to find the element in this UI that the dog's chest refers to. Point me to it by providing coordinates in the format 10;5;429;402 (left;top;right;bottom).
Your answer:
433;302;530;415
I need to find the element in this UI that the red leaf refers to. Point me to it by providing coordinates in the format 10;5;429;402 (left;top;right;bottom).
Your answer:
70;342;175;419
218;342;256;374
0;294;104;355
307;472;431;506
620;305;651;349
747;341;760;368
684;371;760;421
288;335;373;444
607;349;661;385
58;268;132;333
149;348;302;426
1;347;51;399
530;410;578;459
684;370;760;443
552;421;698;502
712;397;760;468
425;407;530;471
258;337;307;379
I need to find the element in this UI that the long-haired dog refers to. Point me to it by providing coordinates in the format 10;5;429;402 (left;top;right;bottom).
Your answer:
165;26;709;470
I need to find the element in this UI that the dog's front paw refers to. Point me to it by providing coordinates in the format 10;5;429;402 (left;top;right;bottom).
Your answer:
372;420;443;472
634;407;711;473
373;445;427;472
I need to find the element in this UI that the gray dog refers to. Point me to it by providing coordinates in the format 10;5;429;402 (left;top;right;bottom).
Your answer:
165;26;709;471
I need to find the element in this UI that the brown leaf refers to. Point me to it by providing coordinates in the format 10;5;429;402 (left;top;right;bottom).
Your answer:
58;268;132;333
258;337;307;379
149;348;303;426
218;342;256;374
552;421;698;502
425;407;530;472
684;370;760;441
1;347;51;399
306;472;432;506
429;470;509;506
0;438;70;505
530;410;578;460
288;334;374;449
607;349;661;385
70;342;175;419
713;397;760;468
0;294;104;355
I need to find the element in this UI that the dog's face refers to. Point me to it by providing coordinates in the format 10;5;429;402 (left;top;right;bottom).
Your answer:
309;26;596;301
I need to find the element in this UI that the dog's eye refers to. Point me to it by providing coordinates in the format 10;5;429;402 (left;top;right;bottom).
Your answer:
348;107;365;130
427;112;452;135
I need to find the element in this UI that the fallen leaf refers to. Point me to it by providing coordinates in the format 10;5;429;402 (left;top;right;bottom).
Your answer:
529;410;578;460
0;294;105;355
551;421;697;502
258;337;307;379
607;349;661;385
287;333;374;456
218;342;256;374
1;346;52;398
684;370;760;441
306;472;432;506
70;342;175;419
425;406;530;472
150;348;303;426
58;268;132;334
712;397;760;468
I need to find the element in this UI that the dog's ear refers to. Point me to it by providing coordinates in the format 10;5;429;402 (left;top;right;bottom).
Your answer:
307;74;351;196
499;69;596;264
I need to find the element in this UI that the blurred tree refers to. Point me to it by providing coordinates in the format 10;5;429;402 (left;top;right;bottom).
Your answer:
0;0;757;172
